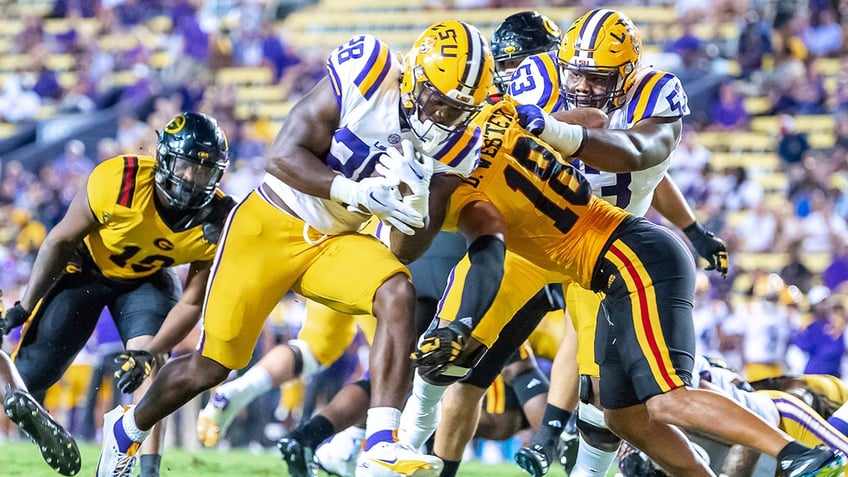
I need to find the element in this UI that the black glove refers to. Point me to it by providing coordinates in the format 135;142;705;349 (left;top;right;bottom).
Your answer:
1;302;30;335
683;222;729;279
114;350;157;394
410;321;472;368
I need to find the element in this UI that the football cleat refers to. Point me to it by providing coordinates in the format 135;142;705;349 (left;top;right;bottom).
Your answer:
559;433;579;475
776;445;847;477
515;439;561;477
278;435;318;477
196;389;243;447
355;441;443;477
95;405;142;477
315;427;364;476
4;387;81;476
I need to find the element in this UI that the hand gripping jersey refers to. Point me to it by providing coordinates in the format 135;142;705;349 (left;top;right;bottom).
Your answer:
444;98;629;290
509;60;690;216
85;155;220;280
262;34;482;235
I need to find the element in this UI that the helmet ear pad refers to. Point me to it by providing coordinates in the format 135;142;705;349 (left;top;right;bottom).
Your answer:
154;112;229;209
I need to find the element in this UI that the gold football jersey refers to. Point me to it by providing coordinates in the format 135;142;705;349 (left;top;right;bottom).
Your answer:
444;99;630;289
84;155;218;280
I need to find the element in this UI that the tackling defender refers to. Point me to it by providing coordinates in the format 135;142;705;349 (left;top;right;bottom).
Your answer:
402;93;844;477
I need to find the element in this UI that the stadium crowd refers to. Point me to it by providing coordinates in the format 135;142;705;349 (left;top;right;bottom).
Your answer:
2;0;848;476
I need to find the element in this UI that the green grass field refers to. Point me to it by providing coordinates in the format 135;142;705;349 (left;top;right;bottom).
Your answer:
1;440;569;477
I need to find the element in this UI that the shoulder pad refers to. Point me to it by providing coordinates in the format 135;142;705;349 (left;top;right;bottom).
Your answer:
202;194;236;244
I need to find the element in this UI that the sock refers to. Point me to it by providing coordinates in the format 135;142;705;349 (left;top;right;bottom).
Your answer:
217;365;273;409
570;434;616;477
122;406;151;443
439;457;460;477
139;454;161;477
364;407;400;450
828;405;848;435
534;403;572;444
399;371;446;449
296;414;336;449
778;441;811;461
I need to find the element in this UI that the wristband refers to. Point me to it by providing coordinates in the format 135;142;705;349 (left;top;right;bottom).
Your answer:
329;175;359;205
539;117;587;157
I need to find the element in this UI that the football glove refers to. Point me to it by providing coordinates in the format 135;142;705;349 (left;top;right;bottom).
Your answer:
1;302;29;335
376;139;434;219
683;222;729;278
329;175;424;235
515;104;548;135
515;104;586;157
410;321;472;368
114;350;157;394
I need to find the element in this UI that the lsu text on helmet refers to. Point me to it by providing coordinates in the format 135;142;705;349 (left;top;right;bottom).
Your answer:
401;20;494;147
155;112;229;209
559;8;641;112
491;11;562;93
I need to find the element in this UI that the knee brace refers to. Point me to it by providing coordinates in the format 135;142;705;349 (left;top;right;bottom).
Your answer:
287;339;325;377
577;401;620;450
579;374;594;404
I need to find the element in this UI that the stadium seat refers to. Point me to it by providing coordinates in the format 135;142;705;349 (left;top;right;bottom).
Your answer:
216;66;273;86
734;253;789;272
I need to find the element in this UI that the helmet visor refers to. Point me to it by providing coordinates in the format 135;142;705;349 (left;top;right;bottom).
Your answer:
171;155;222;187
157;154;223;208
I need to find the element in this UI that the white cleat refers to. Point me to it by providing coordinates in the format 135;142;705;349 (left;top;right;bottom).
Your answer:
355;441;442;477
95;406;140;477
315;427;364;476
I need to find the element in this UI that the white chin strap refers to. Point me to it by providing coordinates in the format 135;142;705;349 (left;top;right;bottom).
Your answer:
408;113;451;157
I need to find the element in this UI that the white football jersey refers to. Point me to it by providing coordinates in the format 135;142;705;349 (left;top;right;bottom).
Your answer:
264;34;481;235
510;57;690;216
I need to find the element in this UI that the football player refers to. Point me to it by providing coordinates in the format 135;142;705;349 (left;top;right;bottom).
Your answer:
619;357;848;476
504;9;729;476
490;11;562;95
95;20;496;477
3;112;232;477
403;93;845;477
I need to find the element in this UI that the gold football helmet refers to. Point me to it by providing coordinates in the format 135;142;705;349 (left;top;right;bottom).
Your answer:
558;9;641;112
401;20;494;146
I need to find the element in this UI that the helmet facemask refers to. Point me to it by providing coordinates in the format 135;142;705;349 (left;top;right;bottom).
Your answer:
403;73;481;155
560;62;633;111
154;145;225;209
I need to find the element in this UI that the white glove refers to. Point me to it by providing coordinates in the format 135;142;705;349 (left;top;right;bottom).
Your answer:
376;139;434;219
330;175;423;235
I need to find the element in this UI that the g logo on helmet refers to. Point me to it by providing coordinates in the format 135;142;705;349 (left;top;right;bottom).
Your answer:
165;115;187;134
543;18;561;38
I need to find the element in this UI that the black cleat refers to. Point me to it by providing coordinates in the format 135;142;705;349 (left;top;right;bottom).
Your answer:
776;445;847;477
4;387;81;476
278;435;318;477
515;439;561;477
559;434;579;475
